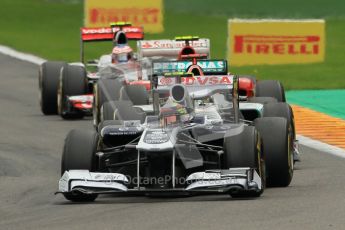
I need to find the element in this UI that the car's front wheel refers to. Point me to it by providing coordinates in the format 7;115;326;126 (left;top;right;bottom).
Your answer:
61;129;99;202
223;125;265;197
255;117;293;187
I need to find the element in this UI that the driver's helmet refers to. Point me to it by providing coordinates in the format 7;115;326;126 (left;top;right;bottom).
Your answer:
159;98;189;126
111;45;133;63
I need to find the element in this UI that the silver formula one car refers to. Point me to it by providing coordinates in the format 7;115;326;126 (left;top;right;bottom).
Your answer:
57;69;293;202
39;22;145;119
149;58;299;162
92;36;211;127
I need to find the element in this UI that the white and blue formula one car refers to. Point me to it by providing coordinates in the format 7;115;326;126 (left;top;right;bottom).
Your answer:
57;65;293;202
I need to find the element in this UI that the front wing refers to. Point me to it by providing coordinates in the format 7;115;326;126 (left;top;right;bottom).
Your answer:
57;168;262;196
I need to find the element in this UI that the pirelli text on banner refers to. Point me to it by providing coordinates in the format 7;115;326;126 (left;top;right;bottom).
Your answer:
85;0;164;33
227;19;325;66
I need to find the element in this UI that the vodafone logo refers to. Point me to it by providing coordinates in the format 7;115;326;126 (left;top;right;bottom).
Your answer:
82;28;112;34
234;35;320;55
160;77;173;85
81;27;141;35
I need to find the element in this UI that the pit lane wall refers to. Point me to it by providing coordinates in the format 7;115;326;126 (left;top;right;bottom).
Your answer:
227;19;325;66
84;0;164;33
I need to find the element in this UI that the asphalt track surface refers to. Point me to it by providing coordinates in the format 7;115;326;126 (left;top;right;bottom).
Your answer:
1;53;345;230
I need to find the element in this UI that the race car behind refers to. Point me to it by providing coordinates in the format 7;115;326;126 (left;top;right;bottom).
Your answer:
39;22;144;119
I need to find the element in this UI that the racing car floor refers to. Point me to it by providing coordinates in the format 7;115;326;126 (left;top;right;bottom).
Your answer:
1;53;345;230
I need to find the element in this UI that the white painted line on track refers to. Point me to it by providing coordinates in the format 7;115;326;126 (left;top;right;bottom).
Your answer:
0;45;46;65
297;135;345;158
1;44;344;158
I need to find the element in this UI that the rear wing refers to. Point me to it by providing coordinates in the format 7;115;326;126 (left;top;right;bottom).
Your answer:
137;39;210;59
80;26;144;63
152;60;228;75
81;26;144;42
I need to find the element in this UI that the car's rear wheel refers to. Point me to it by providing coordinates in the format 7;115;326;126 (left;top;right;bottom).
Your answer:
101;100;146;123
120;85;149;105
256;80;286;102
39;61;66;115
61;129;99;202
263;102;296;140
100;101;116;121
223;125;265;197
58;65;87;119
247;96;278;104
93;78;122;127
254;117;293;187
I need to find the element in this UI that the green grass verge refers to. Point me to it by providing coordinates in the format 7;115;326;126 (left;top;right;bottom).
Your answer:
287;90;345;119
1;0;345;89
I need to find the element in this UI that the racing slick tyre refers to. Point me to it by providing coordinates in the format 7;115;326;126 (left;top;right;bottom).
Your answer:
114;101;146;123
256;80;286;102
263;102;296;140
93;78;122;128
61;129;99;202
121;85;149;105
101;100;146;123
254;117;293;187
39;61;66;115
58;65;87;119
247;96;278;104
223;125;265;198
100;101;116;121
